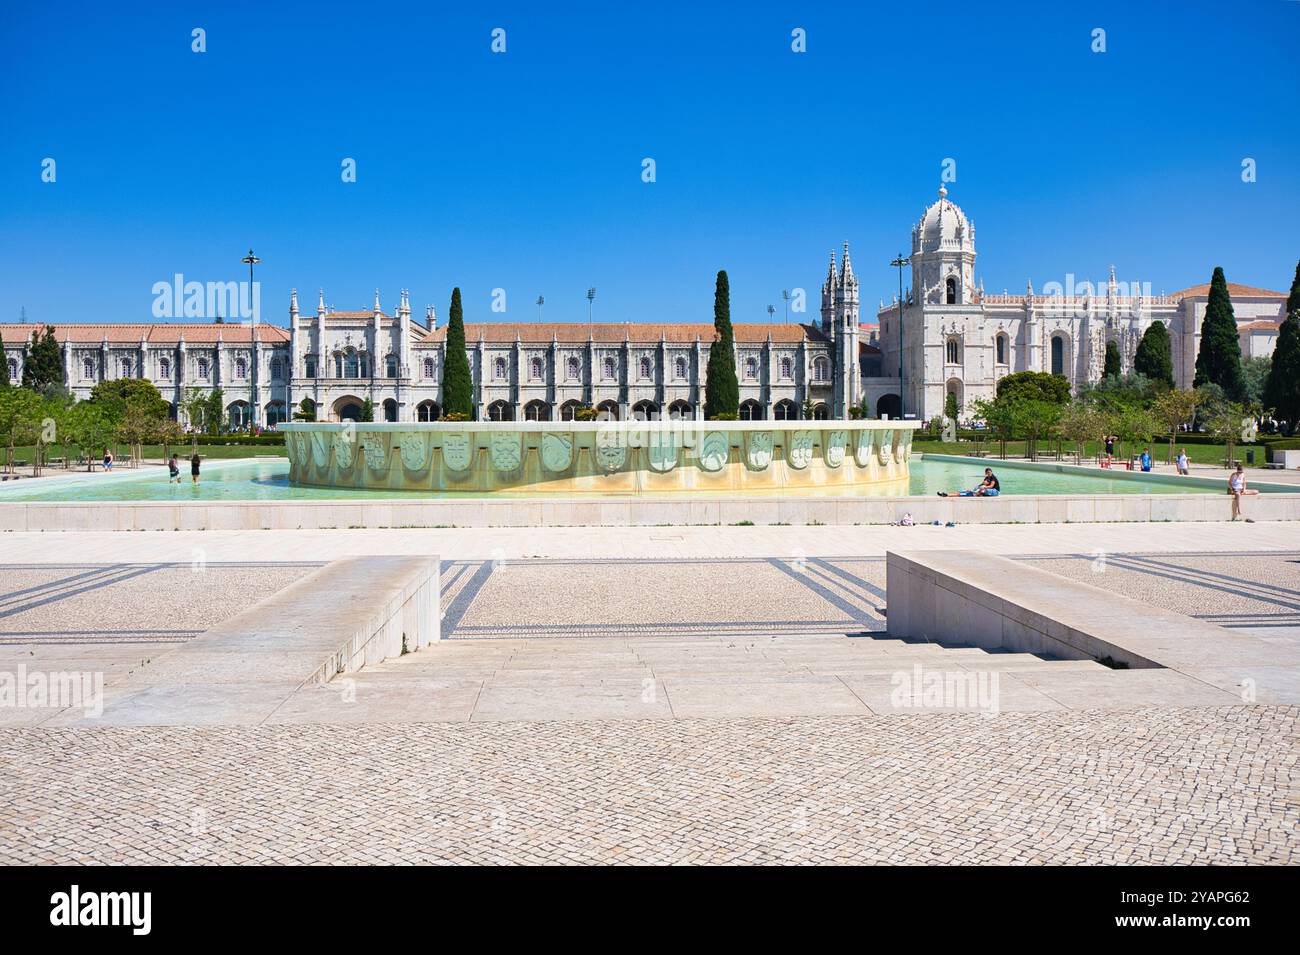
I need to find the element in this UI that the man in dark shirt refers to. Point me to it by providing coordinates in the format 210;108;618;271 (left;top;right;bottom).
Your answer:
938;468;1001;497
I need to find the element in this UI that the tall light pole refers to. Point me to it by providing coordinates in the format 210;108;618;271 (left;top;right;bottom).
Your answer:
889;253;908;419
782;289;790;322
536;295;545;322
767;304;775;324
587;287;596;326
241;249;262;431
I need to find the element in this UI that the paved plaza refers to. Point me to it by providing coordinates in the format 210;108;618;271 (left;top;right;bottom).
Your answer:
0;522;1297;864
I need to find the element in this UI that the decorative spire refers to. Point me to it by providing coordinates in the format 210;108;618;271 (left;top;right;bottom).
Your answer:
825;249;837;285
374;288;381;314
840;241;854;283
938;183;948;200
317;289;325;316
289;288;299;316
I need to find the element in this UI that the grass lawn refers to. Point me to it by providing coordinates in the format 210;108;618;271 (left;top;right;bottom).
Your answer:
913;437;1272;468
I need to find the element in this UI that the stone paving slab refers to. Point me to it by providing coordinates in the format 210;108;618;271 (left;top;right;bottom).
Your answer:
1;706;1292;865
664;677;870;718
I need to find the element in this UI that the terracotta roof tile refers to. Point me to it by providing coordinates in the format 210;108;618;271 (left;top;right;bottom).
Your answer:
1238;320;1282;331
419;322;825;346
0;323;289;345
1172;282;1286;300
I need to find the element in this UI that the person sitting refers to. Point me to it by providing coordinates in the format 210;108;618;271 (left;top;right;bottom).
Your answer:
938;468;1000;497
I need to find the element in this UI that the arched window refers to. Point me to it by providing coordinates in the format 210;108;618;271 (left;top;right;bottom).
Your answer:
120;358;133;378
560;399;583;421
82;358;94;379
813;356;829;381
813;403;829;420
739;399;763;421
423;357;435;378
774;399;798;420
668;400;692;419
602;356;616;379
674;356;688;380
385;354;398;378
780;356;793;379
596;400;619;420
382;398;398;422
946;276;958;304
996;334;1007;366
638;356;652;379
745;356;758;379
197;357;210;379
235;356;247;379
530;356;544;380
304;355;317;378
159;357;171;380
493;356;507;380
631;399;658;420
524;400;551;421
270;358;283;380
1050;335;1065;376
344;350;359;379
487;400;512;421
9;359;18;382
566;356;580;380
416;400;440;422
946;339;959;364
265;401;286;426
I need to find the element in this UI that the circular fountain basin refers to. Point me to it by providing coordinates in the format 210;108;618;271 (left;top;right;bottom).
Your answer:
280;420;920;496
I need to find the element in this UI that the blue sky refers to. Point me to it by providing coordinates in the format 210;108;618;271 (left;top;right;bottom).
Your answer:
1;0;1297;329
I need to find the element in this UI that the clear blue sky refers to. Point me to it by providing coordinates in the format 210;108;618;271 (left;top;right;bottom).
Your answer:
1;0;1297;329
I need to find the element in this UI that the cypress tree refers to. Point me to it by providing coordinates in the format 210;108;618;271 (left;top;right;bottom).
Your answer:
703;270;739;419
441;287;474;418
1265;312;1300;428
1288;259;1300;317
1103;340;1122;378
0;332;8;388
1133;320;1174;387
1193;267;1245;400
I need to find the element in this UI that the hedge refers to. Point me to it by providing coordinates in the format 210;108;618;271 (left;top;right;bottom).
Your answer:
183;434;285;446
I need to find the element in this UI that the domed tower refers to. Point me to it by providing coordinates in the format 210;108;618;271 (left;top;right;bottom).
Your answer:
911;185;976;306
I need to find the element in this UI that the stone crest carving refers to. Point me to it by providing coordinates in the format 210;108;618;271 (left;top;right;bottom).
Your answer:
787;430;814;470
698;431;729;472
399;432;430;471
647;431;677;473
878;430;894;465
490;432;522;471
541;432;572;472
896;429;913;462
361;433;386;470
825;430;847;468
293;432;309;466
442;432;472;472
854;429;874;468
595;426;626;470
745;431;774;471
333;432;355;469
311;431;331;470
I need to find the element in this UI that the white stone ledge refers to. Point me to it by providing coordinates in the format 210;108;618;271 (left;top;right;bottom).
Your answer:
885;550;1299;693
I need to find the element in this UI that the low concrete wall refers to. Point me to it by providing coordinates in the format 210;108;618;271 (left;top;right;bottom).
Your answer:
885;550;1299;696
172;555;441;684
2;490;1299;530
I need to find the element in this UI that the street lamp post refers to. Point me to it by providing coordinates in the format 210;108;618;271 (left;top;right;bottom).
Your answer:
587;287;596;325
889;253;908;420
241;249;262;432
767;305;775;324
782;289;790;322
536;295;544;322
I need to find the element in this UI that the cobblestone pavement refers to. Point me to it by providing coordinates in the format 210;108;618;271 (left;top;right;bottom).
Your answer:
1;705;1294;864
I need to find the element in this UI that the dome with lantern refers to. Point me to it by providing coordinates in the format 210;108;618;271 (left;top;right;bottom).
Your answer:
912;184;975;255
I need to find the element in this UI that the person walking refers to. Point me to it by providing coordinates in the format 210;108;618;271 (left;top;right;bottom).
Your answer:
190;452;202;485
1176;448;1190;476
168;454;181;483
1228;464;1255;522
1139;448;1153;472
1104;435;1115;460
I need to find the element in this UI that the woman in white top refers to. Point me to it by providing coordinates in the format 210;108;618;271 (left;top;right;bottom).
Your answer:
1228;464;1255;522
1176;449;1190;475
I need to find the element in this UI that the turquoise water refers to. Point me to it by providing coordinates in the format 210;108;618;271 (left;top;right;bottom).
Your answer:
0;456;1265;502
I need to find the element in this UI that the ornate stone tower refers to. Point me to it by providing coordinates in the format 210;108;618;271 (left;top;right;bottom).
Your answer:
910;184;977;306
820;241;861;416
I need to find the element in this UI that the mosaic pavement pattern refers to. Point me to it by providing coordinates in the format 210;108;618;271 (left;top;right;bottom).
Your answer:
0;705;1292;864
0;563;322;647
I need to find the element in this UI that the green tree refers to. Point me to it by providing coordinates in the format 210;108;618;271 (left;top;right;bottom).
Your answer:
1201;395;1249;466
1057;399;1105;462
1264;312;1300;431
703;270;739;419
292;397;317;421
1193;266;1245;400
88;377;170;423
360;397;375;422
205;387;225;435
0;387;42;473
0;332;8;388
441;287;474;418
970;396;1017;459
181;387;209;439
1133;320;1174;387
944;391;959;421
994;370;1070;405
62;402;114;471
1150;388;1202;463
1240;355;1271;406
1103;340;1122;378
19;326;63;391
